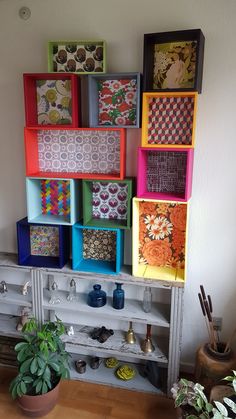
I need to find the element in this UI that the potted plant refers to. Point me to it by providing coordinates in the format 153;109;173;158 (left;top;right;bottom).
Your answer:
171;371;236;418
9;317;70;417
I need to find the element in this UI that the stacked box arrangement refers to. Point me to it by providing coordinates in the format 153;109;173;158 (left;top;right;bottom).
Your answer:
18;39;140;273
133;29;205;283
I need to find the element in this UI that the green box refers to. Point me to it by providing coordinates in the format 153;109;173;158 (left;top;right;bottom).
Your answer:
48;40;107;74
82;179;133;229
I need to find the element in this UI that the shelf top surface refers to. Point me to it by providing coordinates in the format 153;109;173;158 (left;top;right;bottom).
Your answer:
0;253;184;289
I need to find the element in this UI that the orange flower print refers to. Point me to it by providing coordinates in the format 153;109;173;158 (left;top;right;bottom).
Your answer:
139;202;156;216
142;239;172;266
139;219;147;245
172;229;185;257
169;205;187;231
156;203;169;215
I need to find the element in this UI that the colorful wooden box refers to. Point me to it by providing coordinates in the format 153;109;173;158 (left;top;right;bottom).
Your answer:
143;29;205;93
48;40;106;74
141;92;197;148
26;177;81;225
88;73;141;128
24;127;126;180
23;73;80;128
16;217;70;268
72;223;124;274
82;179;133;229
137;147;194;202
132;198;189;283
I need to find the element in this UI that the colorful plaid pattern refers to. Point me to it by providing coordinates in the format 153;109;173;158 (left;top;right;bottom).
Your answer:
147;96;194;145
41;180;70;217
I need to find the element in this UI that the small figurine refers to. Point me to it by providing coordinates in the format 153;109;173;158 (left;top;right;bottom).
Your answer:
22;280;31;296
66;325;74;336
0;281;8;296
49;281;61;305
16;308;30;332
67;278;78;302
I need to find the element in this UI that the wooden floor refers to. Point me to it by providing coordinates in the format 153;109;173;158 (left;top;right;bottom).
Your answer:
0;366;177;418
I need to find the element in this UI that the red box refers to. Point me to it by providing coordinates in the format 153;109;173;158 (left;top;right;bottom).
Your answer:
23;73;80;128
24;127;126;180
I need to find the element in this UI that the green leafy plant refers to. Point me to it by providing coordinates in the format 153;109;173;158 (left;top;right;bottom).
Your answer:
9;317;70;399
171;371;236;419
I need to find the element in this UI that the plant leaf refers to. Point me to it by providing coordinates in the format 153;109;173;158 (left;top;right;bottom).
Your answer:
15;342;28;352
214;401;228;416
224;397;236;414
175;392;186;407
35;380;43;394
42;381;48;394
20;357;33;373
20;381;27;395
30;358;38;374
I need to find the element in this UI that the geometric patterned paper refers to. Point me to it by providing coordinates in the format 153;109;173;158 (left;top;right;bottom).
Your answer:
30;225;59;256
147;151;187;194
147;96;194;145
92;181;128;220
37;130;121;174
40;179;70;218
83;229;116;261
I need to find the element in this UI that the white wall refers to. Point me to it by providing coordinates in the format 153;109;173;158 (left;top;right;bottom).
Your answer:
0;0;236;367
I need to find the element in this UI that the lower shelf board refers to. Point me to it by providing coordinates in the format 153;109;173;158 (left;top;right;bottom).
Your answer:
62;324;168;364
69;353;164;394
0;314;22;338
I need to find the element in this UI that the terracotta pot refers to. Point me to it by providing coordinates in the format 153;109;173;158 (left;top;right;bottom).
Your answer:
17;380;60;417
195;342;236;393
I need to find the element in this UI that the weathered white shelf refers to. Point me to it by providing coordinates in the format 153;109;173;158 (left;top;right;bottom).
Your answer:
69;353;163;394
62;324;168;364
0;314;22;338
0;285;32;308
43;289;170;328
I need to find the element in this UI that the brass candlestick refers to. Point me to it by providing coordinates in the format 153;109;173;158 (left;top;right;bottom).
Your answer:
140;324;155;353
126;321;136;344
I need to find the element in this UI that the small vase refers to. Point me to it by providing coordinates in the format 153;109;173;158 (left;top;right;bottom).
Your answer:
143;286;152;313
112;283;124;310
87;284;107;308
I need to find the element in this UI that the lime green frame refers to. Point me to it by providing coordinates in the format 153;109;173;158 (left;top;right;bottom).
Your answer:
82;179;133;229
47;40;107;74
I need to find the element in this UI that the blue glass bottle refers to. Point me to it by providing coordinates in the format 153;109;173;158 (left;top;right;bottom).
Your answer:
113;283;124;310
87;284;107;308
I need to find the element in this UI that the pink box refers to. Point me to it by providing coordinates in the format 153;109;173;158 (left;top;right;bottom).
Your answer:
137;147;194;202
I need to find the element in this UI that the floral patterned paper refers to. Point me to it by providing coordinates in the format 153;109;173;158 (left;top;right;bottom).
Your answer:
36;80;72;125
30;226;59;257
37;130;120;174
139;202;187;270
98;79;137;126
92;182;128;220
153;41;197;89
83;230;116;261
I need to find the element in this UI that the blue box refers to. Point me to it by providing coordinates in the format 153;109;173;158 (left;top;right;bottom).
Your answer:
17;217;70;268
72;223;123;274
88;73;142;128
26;177;81;225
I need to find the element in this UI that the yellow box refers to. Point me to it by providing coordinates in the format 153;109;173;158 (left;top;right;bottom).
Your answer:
132;197;189;284
141;92;198;148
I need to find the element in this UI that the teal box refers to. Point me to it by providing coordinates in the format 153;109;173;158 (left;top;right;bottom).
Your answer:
72;223;124;275
26;177;81;225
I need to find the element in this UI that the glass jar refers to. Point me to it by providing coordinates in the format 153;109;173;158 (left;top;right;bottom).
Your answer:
113;283;124;310
87;284;107;308
143;286;152;313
